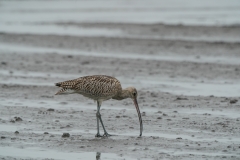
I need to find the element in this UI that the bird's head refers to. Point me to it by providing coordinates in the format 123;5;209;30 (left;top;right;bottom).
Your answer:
125;87;138;100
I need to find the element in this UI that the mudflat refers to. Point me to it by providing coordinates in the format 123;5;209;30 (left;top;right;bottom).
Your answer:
0;1;240;160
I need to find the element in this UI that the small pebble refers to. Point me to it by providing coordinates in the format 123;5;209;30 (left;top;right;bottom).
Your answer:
230;99;238;104
150;92;158;97
62;133;70;138
1;62;7;65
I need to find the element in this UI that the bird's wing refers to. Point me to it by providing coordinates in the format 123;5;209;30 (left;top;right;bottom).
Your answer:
55;75;122;98
73;75;122;98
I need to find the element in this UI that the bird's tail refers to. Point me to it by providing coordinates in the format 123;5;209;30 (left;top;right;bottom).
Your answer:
55;79;78;95
55;83;61;87
55;88;68;95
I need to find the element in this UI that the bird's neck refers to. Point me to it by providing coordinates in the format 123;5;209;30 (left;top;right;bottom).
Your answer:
112;88;129;100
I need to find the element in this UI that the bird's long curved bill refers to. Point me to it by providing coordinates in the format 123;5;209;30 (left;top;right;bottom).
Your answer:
133;98;143;136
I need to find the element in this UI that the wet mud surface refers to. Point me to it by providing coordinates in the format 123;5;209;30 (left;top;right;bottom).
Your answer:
0;85;240;160
1;1;240;159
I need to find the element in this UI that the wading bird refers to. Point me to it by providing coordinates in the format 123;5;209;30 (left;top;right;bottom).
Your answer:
55;75;143;137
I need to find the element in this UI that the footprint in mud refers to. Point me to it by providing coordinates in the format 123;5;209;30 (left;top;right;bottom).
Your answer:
59;102;68;105
175;97;188;100
47;108;55;112
10;117;23;123
39;102;46;104
38;111;49;114
15;103;22;105
41;95;53;98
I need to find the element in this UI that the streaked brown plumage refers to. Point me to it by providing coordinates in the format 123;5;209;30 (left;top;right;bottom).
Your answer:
55;75;143;137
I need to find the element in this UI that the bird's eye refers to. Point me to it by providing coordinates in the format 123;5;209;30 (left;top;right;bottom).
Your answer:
133;92;136;96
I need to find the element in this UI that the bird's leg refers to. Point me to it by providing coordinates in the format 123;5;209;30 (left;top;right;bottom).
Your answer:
95;102;102;137
97;101;111;137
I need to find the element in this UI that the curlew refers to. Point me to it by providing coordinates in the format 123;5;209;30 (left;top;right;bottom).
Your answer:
55;75;143;137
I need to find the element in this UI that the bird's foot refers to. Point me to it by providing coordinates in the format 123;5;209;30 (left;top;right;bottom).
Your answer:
95;133;102;137
102;132;112;137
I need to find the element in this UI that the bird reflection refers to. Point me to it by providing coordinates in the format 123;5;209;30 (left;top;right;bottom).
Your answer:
96;152;101;160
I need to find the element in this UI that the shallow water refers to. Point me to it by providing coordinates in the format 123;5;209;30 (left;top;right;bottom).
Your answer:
1;23;240;43
1;0;240;25
0;146;136;160
1;122;239;143
1;66;239;97
120;131;240;143
0;23;123;37
1;43;240;65
153;148;238;157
